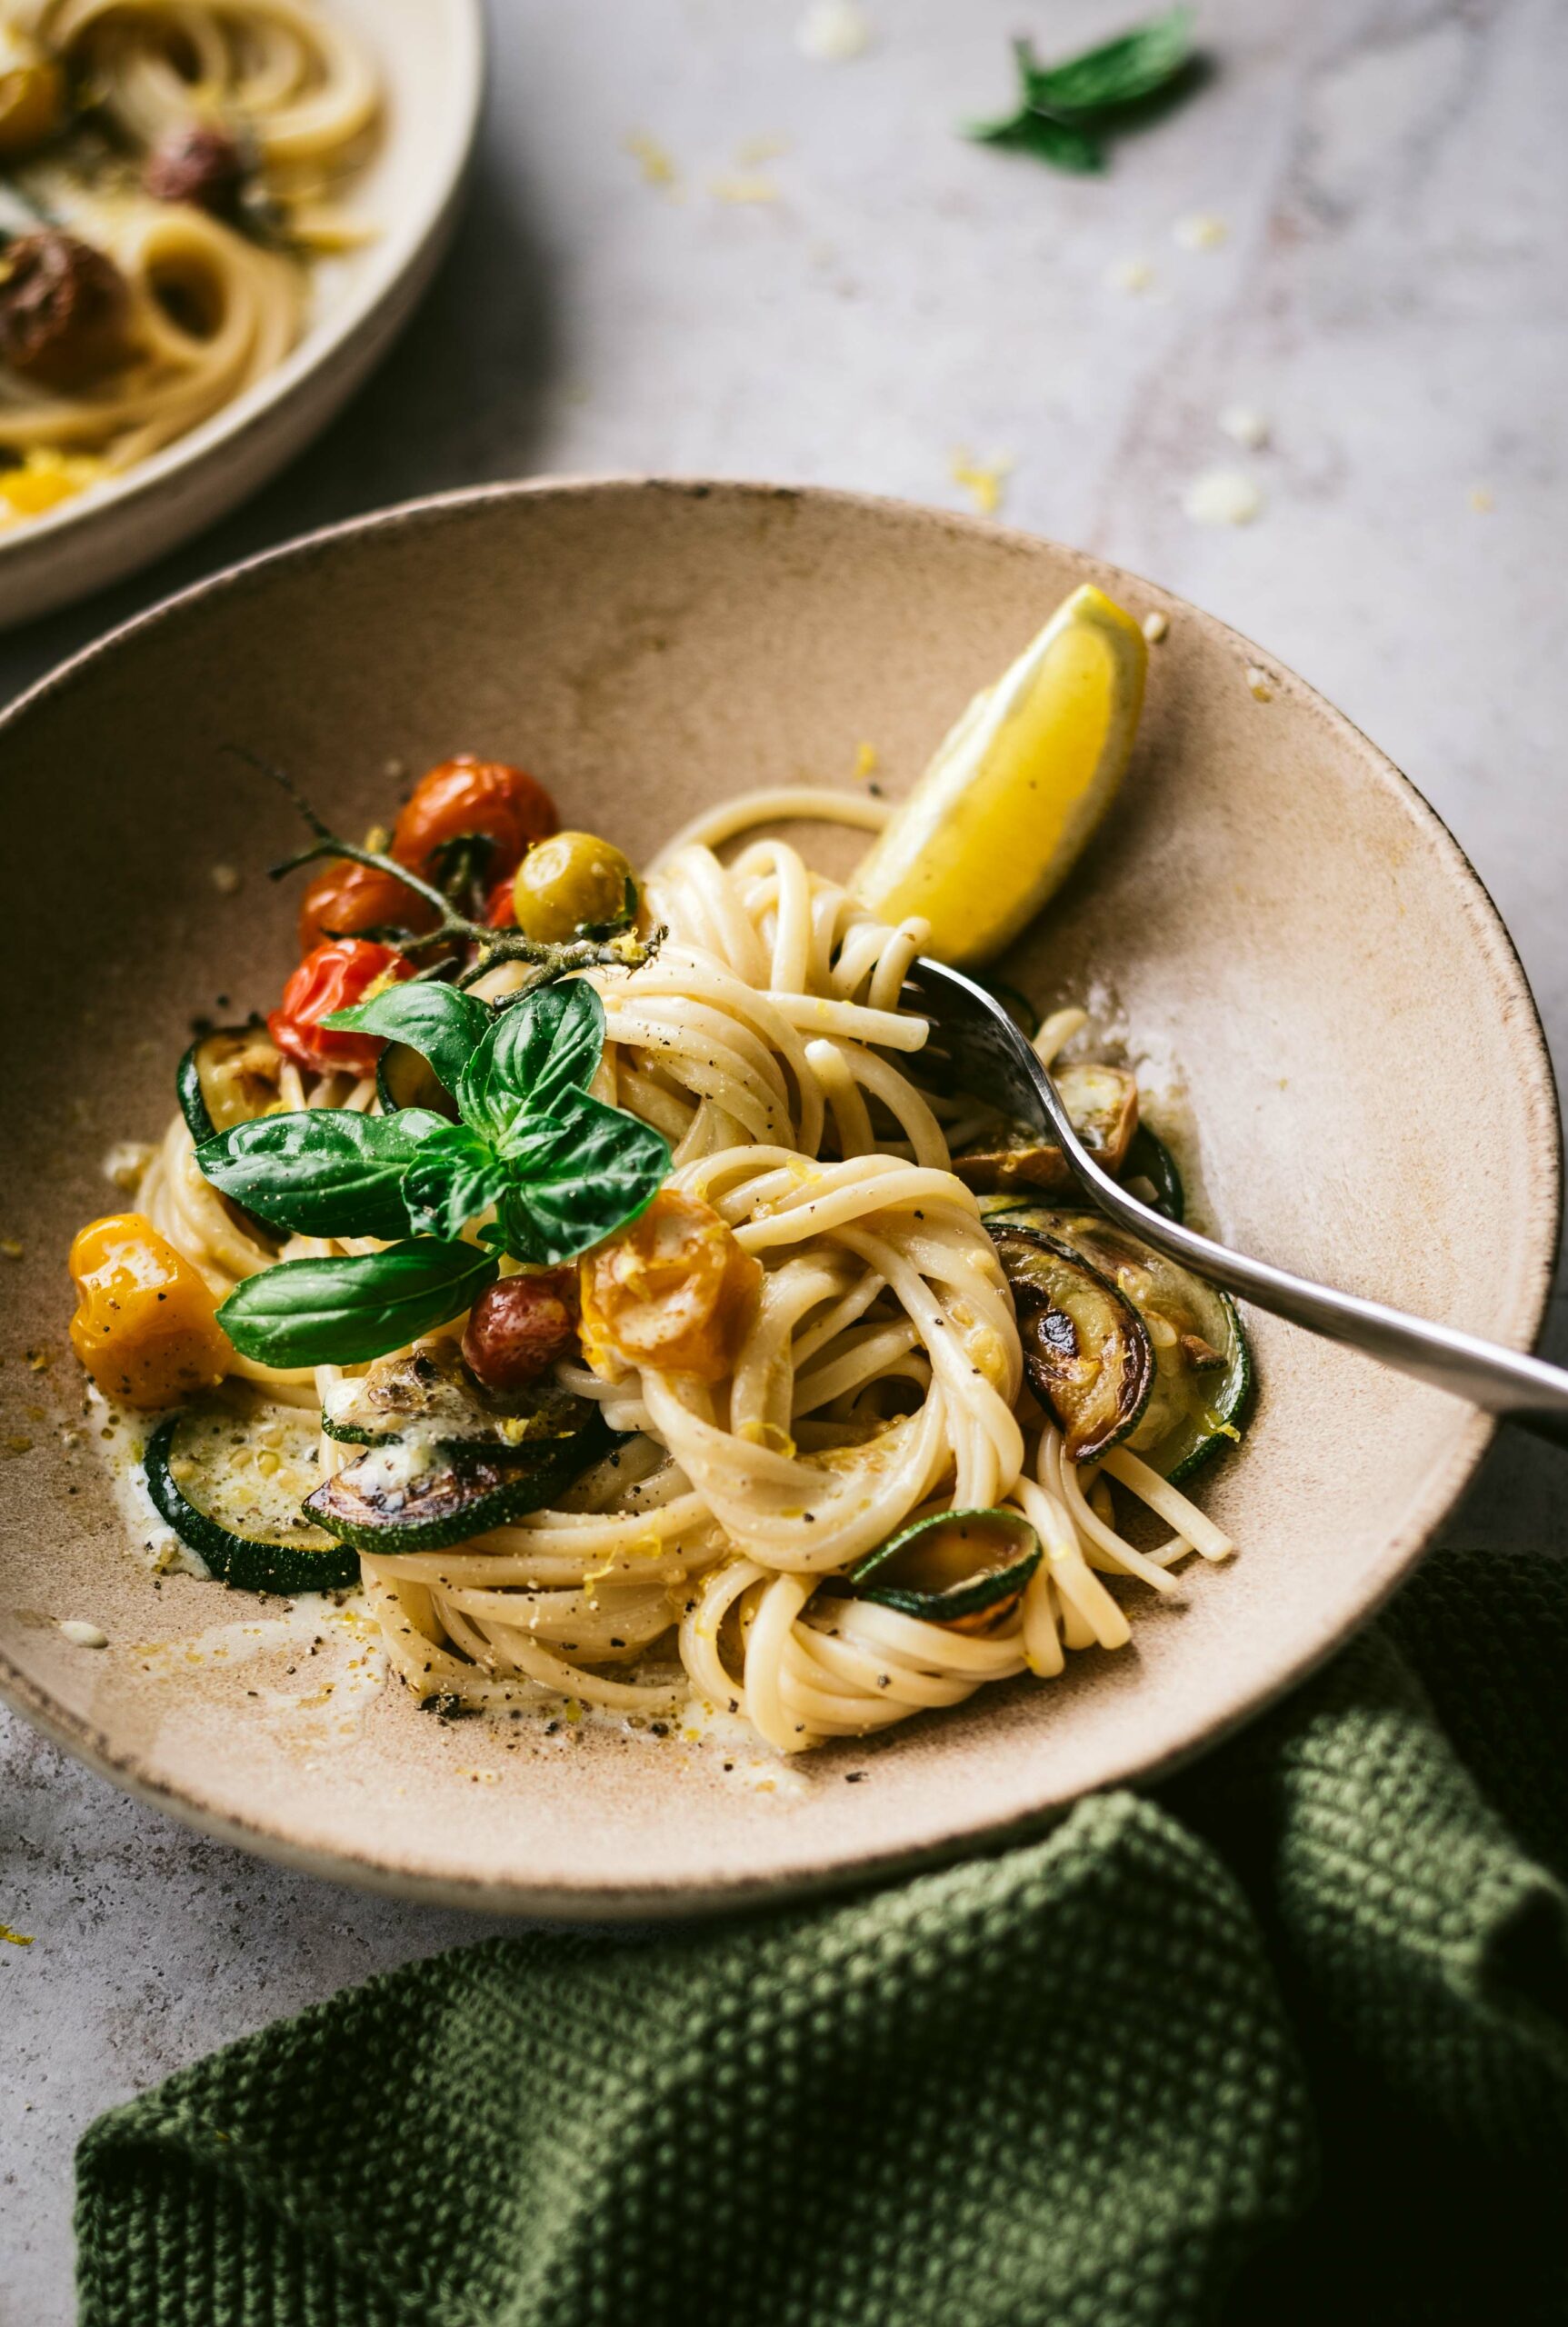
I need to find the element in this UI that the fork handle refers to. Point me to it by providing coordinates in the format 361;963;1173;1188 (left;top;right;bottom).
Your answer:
1020;1046;1568;1446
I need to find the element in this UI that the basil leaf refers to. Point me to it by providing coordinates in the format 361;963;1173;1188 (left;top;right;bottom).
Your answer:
967;108;1104;171
1024;7;1193;116
403;1123;510;1242
195;1109;447;1240
484;1088;670;1266
459;980;605;1142
217;1239;498;1369
322;983;491;1095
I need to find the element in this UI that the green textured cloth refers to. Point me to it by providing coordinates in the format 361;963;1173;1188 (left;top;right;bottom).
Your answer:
76;1548;1568;2327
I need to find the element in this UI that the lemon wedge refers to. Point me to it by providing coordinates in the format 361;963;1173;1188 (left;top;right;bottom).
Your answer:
849;583;1147;966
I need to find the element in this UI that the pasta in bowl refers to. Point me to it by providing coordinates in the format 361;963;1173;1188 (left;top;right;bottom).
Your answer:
1;477;1552;1913
68;593;1250;1760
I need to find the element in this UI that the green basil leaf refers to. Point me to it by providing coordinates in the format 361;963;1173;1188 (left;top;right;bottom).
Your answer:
322;983;492;1095
965;106;1104;170
217;1239;498;1369
1024;6;1193;116
484;1088;670;1266
458;980;605;1142
403;1123;510;1242
195;1109;447;1240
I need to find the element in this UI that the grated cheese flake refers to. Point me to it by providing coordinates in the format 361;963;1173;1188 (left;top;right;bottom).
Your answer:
797;0;872;62
1183;467;1263;526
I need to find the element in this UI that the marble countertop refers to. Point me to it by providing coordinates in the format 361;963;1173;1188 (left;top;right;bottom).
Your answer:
5;1;1564;2313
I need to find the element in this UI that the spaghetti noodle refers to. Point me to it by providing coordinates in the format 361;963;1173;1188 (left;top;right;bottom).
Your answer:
118;783;1238;1756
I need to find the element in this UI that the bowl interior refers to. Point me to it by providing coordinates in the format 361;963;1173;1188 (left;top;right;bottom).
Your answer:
0;481;1556;1913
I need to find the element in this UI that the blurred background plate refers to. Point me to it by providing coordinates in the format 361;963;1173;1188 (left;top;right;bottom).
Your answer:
0;0;484;629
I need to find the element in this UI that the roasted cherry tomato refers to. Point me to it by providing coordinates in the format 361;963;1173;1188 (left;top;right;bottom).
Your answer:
391;756;558;884
580;1190;761;1383
267;939;413;1077
511;831;638;945
463;1272;580;1390
69;1214;229;1408
296;856;437;955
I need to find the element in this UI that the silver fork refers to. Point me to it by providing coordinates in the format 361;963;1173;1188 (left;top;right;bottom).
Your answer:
905;955;1568;1449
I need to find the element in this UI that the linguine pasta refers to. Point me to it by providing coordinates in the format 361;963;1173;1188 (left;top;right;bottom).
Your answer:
130;787;1236;1755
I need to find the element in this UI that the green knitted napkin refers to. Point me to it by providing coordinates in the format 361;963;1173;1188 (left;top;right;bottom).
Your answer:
76;1548;1568;2327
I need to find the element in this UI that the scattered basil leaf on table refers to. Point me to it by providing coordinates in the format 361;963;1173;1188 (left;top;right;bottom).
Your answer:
217;1239;499;1369
195;1108;449;1241
323;982;491;1094
965;6;1199;174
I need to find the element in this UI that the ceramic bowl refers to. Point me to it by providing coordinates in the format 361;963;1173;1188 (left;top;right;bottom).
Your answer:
0;479;1557;1915
0;0;484;629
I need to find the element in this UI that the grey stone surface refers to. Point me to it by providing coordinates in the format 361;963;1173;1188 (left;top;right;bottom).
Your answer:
4;0;1565;2315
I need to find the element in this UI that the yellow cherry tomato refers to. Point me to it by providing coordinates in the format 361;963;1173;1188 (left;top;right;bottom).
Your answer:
0;30;64;159
68;1214;229;1408
512;830;637;945
579;1190;761;1383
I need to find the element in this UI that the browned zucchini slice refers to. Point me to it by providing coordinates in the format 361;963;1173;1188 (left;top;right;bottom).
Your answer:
177;1023;281;1143
953;1062;1138;1195
994;1208;1251;1483
843;1505;1041;1632
305;1409;610;1553
989;1220;1153;1461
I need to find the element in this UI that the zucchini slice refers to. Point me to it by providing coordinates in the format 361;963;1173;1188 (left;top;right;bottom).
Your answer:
1120;1123;1185;1223
176;1024;283;1144
953;1063;1138;1197
144;1400;359;1594
320;1342;590;1456
998;1208;1251;1482
980;980;1039;1039
304;1411;610;1553
375;1043;458;1120
843;1506;1041;1633
989;1221;1154;1462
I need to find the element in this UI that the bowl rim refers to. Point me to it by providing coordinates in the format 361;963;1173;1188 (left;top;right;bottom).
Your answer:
0;473;1560;1919
0;0;486;565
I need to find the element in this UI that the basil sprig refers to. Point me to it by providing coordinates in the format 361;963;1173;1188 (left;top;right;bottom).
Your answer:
966;6;1198;174
218;1240;499;1370
198;979;670;1370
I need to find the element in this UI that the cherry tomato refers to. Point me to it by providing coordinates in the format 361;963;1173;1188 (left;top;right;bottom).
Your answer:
579;1190;761;1383
297;857;437;954
267;939;413;1077
485;872;516;929
512;831;638;945
392;756;558;884
463;1272;580;1390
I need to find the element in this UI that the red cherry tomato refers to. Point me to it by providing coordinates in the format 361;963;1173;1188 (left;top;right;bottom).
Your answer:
392;756;558;884
267;940;414;1077
462;1273;580;1389
296;857;437;955
485;872;516;929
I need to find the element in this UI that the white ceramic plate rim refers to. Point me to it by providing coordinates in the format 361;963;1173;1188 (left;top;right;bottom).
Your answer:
0;476;1559;1919
0;0;485;564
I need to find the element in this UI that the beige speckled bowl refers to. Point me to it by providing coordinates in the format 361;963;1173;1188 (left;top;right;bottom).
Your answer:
0;480;1558;1916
